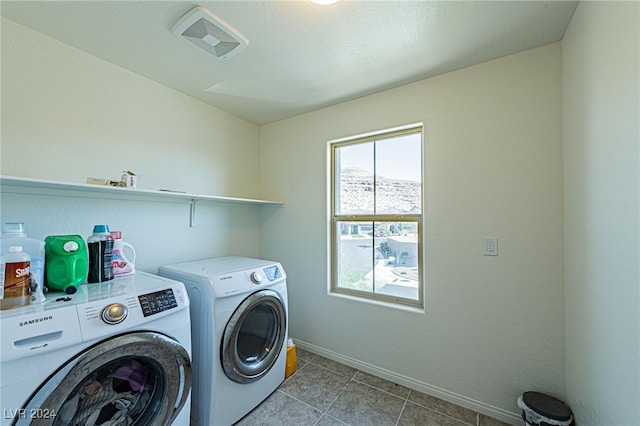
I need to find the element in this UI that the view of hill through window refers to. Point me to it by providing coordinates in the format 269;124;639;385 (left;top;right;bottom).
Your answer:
338;167;421;214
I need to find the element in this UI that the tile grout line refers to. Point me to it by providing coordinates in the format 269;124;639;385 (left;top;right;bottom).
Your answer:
288;354;357;425
312;372;356;426
350;377;410;400
403;389;477;426
307;358;359;379
283;356;356;426
310;362;462;426
395;398;409;426
275;388;327;424
326;366;410;426
296;355;483;426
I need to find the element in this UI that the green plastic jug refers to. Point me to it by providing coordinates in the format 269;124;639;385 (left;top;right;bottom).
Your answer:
44;235;88;294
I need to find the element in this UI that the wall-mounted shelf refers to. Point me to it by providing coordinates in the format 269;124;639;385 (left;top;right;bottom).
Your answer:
0;175;283;227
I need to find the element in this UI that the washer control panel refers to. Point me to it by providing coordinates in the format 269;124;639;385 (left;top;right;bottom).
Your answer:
76;277;189;340
138;289;178;317
101;303;128;324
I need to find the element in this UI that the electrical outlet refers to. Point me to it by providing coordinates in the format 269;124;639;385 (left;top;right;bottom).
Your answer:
483;237;498;256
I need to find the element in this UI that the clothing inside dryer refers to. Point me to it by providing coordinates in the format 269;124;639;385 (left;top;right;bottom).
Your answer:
55;357;162;425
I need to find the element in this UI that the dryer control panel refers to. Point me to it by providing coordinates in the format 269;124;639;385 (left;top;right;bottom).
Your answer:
158;256;287;299
263;265;282;281
211;264;286;298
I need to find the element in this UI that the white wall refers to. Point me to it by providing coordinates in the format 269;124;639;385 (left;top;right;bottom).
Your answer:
1;18;264;270
259;44;564;422
6;6;637;423
562;2;640;425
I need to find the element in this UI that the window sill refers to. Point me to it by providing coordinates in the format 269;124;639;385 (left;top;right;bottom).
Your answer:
327;290;425;315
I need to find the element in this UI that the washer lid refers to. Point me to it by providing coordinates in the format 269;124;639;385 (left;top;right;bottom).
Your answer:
522;391;572;421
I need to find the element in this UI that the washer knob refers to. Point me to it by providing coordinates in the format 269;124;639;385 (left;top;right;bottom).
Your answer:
101;303;128;324
250;271;263;284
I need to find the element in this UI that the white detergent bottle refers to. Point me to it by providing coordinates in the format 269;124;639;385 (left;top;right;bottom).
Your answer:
1;222;45;303
0;246;31;310
109;231;136;277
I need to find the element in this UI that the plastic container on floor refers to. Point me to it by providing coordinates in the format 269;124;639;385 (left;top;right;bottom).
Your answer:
285;338;297;378
517;391;573;426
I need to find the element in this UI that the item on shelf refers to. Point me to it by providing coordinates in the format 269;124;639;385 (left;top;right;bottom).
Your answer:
2;176;282;205
1;222;45;303
2;176;282;229
110;231;136;277
87;225;114;283
0;246;31;310
121;171;138;188
86;177;126;187
44;235;88;294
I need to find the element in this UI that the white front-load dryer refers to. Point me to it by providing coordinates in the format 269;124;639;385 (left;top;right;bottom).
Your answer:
0;272;192;426
158;257;288;426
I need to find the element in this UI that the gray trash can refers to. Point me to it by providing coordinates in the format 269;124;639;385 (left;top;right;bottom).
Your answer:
517;391;573;426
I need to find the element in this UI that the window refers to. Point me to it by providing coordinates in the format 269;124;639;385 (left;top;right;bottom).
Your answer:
329;125;423;308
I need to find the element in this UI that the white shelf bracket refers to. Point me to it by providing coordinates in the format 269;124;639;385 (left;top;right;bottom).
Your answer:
189;199;197;228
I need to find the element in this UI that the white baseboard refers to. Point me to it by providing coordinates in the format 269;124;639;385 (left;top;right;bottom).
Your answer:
294;339;522;426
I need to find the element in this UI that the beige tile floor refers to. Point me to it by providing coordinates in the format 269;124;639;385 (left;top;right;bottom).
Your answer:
235;348;513;426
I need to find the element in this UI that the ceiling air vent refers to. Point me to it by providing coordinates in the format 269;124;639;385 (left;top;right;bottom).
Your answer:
172;6;248;61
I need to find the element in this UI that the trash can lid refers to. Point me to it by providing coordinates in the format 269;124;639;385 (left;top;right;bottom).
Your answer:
522;391;572;421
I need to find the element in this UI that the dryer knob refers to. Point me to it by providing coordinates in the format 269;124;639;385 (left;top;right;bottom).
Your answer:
250;271;263;284
102;303;128;325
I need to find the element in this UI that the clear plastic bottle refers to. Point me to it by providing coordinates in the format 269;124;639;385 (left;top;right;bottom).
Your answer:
0;246;31;310
1;222;45;303
87;225;114;283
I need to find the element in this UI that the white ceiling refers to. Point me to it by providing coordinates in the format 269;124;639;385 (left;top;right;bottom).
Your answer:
1;1;578;125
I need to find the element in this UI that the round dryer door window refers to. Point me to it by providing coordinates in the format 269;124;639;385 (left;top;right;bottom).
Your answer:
221;289;286;384
16;332;191;426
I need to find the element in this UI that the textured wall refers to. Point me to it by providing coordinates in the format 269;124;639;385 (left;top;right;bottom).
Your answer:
259;44;563;422
1;18;259;199
562;2;640;424
1;18;263;271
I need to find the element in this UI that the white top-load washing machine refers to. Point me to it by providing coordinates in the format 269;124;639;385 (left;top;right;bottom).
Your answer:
0;272;192;426
158;257;288;426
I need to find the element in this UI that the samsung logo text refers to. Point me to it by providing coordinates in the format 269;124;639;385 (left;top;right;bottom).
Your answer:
19;316;53;327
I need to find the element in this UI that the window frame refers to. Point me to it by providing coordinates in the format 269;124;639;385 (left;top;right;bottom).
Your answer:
328;124;424;309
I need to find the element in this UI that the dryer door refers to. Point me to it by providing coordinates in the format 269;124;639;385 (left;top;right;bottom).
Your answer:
221;289;286;384
15;332;191;426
